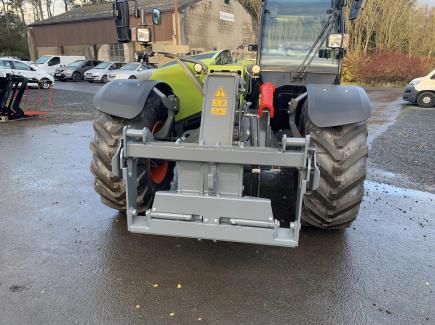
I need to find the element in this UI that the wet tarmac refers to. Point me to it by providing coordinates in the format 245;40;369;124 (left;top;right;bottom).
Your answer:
0;90;434;324
54;80;104;94
366;89;403;148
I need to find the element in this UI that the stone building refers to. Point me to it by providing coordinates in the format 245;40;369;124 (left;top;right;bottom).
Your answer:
27;0;257;62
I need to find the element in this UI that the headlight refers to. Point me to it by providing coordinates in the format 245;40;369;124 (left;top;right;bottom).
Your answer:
409;80;420;86
327;33;350;49
193;63;204;74
251;65;261;75
136;27;151;43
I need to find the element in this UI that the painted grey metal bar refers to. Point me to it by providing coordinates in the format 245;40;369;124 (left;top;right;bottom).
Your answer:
128;215;299;247
126;141;308;168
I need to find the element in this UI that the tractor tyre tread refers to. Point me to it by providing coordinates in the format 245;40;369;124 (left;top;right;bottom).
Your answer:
90;92;172;212
301;107;368;229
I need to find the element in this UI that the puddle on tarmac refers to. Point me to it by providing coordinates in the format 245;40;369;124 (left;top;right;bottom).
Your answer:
365;180;435;200
367;97;404;148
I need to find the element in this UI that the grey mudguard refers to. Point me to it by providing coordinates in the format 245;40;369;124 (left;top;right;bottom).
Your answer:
93;79;166;119
306;84;371;127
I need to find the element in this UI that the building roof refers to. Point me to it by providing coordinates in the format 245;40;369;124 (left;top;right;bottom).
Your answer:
29;0;199;26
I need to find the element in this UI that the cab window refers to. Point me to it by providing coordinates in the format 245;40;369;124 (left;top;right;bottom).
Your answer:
215;51;233;65
48;57;60;66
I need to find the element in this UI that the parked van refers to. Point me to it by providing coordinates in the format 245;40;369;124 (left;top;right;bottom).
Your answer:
31;55;86;76
403;69;435;108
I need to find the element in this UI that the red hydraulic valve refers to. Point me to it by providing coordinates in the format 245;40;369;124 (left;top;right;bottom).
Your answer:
258;82;276;118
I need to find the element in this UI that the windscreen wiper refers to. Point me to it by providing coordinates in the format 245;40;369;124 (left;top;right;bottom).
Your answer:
293;13;335;80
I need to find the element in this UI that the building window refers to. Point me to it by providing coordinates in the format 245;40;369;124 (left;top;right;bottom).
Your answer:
109;43;125;62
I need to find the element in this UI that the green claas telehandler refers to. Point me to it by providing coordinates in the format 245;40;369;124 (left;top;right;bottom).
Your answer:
90;0;370;247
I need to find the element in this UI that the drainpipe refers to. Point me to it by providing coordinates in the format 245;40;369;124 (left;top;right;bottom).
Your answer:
92;44;98;59
27;27;37;61
173;0;180;45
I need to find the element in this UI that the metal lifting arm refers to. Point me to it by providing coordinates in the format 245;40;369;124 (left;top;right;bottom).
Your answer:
159;52;207;94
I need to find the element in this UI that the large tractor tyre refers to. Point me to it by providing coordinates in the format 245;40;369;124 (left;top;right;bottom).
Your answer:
300;107;368;229
90;91;174;212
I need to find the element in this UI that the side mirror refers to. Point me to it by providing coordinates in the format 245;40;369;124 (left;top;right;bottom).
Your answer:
152;8;162;25
248;44;258;52
113;0;131;43
349;0;367;21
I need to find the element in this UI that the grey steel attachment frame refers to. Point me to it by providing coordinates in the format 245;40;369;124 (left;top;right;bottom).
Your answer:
112;71;319;248
113;127;319;248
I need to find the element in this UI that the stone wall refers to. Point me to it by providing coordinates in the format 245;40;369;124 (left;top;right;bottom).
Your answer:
62;45;94;58
181;0;256;52
36;45;93;59
35;44;133;62
36;47;62;57
97;44;111;62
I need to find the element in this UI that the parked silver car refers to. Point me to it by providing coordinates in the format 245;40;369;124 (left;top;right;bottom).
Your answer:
84;62;126;83
56;59;102;81
107;62;154;81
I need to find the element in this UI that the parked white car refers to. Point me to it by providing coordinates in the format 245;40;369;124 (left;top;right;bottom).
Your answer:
84;62;126;83
107;62;154;81
0;58;55;89
31;55;86;76
0;56;32;65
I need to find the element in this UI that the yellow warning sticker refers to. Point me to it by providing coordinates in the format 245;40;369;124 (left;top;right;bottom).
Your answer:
212;98;227;107
211;87;228;116
215;87;226;98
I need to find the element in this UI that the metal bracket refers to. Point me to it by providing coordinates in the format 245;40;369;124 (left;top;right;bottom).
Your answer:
152;87;180;140
306;148;320;193
111;142;124;178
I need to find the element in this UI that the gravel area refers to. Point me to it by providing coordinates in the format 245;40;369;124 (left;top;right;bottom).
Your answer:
14;88;96;125
370;105;435;192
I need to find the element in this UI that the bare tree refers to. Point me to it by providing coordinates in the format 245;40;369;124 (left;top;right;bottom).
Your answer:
43;0;52;17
